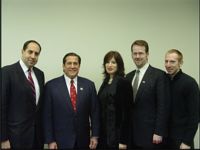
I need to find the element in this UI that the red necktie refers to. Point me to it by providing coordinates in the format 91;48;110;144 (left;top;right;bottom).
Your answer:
28;69;36;99
70;80;77;111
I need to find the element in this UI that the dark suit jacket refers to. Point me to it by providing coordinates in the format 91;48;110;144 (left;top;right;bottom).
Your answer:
43;75;100;149
126;65;170;148
98;76;133;147
1;62;45;148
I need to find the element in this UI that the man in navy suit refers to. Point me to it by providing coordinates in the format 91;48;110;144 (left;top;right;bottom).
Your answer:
43;52;100;149
1;40;45;149
126;40;170;148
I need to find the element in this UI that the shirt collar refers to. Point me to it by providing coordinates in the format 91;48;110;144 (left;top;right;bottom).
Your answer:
170;69;182;81
136;63;149;74
64;74;77;85
19;59;30;73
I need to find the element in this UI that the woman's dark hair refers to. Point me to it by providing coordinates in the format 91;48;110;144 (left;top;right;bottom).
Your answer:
103;50;125;78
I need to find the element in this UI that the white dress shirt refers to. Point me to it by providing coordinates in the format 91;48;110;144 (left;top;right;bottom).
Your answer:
132;63;149;89
19;59;40;105
63;75;78;94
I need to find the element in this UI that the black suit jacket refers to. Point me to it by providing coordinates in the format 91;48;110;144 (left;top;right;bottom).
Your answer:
98;76;133;147
1;62;45;148
126;65;170;148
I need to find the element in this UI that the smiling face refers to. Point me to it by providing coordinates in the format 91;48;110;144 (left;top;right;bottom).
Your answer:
105;57;118;77
63;55;80;79
165;52;181;77
132;45;149;69
21;42;41;68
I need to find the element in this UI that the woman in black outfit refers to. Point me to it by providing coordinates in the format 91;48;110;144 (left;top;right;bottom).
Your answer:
97;51;133;149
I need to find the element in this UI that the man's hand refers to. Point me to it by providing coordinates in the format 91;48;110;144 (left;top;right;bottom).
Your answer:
119;143;127;149
89;137;98;149
180;142;191;149
48;142;58;149
1;140;11;149
152;134;162;144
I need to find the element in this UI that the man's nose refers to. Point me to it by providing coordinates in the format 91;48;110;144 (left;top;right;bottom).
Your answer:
70;63;76;67
135;54;140;58
165;62;171;67
30;53;36;58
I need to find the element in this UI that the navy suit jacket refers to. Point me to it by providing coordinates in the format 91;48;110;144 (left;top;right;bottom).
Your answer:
1;62;45;148
126;65;170;148
43;75;100;149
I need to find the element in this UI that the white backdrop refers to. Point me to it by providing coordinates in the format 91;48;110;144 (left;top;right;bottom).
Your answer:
2;0;199;148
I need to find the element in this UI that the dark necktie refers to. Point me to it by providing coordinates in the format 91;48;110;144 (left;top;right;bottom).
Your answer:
133;70;140;101
28;69;36;99
70;80;77;111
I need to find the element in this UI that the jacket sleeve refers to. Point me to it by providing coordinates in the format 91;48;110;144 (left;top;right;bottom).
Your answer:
154;71;170;136
90;82;100;137
182;79;199;146
1;67;10;141
43;83;55;143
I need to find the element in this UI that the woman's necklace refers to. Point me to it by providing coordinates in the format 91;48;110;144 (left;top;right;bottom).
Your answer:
108;78;113;84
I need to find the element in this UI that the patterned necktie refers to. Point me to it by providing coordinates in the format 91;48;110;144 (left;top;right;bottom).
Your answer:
133;70;140;101
28;69;36;99
70;80;77;111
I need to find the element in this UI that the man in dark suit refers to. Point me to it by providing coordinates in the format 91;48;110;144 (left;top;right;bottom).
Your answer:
126;40;170;148
164;49;199;149
1;40;45;149
43;52;100;149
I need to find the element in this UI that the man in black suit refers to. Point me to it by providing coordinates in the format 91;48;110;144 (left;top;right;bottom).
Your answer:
164;49;199;149
1;40;45;149
126;40;170;148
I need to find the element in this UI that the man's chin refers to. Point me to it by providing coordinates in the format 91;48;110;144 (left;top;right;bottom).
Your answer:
28;63;35;68
69;74;78;79
136;64;143;68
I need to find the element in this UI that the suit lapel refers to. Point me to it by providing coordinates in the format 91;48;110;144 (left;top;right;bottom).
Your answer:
135;66;152;103
33;68;42;93
76;77;83;112
33;67;44;108
15;62;36;105
59;76;74;112
16;62;28;84
126;71;135;83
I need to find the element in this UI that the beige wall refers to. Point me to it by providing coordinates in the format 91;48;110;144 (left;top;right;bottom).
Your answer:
2;0;199;148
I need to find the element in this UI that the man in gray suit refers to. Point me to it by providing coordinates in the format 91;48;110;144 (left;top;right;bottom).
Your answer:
126;40;170;148
43;52;99;149
1;40;45;149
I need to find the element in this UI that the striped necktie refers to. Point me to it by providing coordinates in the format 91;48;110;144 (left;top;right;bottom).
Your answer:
28;69;36;99
133;70;140;101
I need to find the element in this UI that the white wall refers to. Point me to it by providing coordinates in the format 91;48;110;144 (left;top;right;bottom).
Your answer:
2;0;199;148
